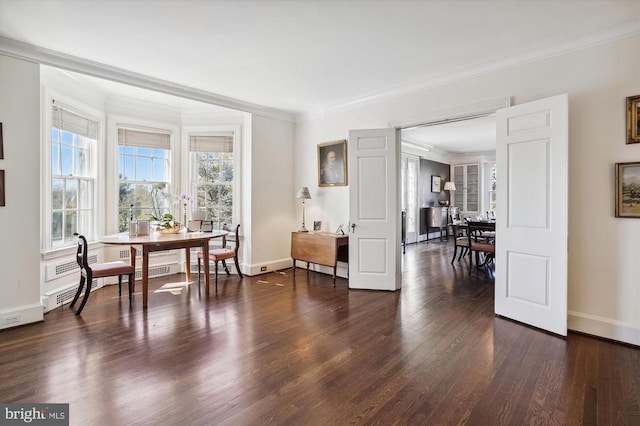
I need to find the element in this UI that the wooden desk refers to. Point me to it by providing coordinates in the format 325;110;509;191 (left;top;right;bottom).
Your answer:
100;230;227;308
291;231;349;286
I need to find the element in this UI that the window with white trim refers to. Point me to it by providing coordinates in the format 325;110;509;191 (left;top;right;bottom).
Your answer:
49;102;98;249
189;132;235;229
117;127;172;231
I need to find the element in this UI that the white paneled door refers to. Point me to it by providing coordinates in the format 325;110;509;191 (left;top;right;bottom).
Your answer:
348;128;401;291
495;94;568;336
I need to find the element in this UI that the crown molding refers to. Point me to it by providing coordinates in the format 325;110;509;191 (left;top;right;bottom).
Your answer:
299;18;640;122
0;36;296;123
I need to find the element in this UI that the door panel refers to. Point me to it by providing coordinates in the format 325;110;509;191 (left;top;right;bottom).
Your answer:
348;128;400;291
495;94;568;336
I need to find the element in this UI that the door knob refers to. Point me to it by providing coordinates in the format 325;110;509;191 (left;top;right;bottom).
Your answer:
351;223;356;233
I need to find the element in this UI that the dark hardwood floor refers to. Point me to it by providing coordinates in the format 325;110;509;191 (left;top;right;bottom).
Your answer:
1;240;639;425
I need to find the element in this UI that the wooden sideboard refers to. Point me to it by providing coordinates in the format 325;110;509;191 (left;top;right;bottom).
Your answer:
291;231;349;285
420;206;449;242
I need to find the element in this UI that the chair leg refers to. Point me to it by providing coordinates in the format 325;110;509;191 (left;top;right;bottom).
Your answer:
214;260;219;291
468;251;473;276
118;275;122;296
70;275;85;307
234;256;243;278
128;273;133;302
221;259;231;275
76;271;93;315
451;246;458;264
197;257;202;283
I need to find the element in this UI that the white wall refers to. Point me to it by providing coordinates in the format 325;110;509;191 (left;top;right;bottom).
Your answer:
243;114;296;275
295;35;640;345
0;55;43;328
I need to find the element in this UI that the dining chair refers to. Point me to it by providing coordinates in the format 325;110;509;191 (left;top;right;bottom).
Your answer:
466;221;496;276
450;223;470;264
197;223;243;290
70;233;135;315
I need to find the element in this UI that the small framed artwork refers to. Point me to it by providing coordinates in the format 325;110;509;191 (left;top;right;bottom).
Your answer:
0;170;5;206
313;221;322;231
431;175;441;193
627;95;640;144
318;139;347;187
0;122;4;159
200;220;213;232
615;161;640;218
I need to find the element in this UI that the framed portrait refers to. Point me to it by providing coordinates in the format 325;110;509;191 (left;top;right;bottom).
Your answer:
318;139;347;187
0;170;5;207
431;175;441;193
615;162;640;218
627;95;640;144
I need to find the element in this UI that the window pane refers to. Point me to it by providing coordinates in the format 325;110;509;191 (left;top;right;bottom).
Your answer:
137;156;152;181
52;212;62;241
65;211;77;239
138;147;153;157
79;180;92;209
78;210;91;235
51;144;60;176
152;158;166;181
65;179;78;209
75;147;89;177
61;130;73;144
123;155;135;181
52;128;59;142
51;178;64;209
61;145;73;175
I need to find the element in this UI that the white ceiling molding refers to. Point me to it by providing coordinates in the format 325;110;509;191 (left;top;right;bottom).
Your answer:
300;19;640;123
0;36;296;123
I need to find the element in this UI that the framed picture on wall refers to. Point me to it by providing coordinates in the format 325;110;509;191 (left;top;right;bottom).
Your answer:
431;175;441;193
0;170;5;207
627;95;640;144
318;140;347;187
615;161;640;218
0;122;4;159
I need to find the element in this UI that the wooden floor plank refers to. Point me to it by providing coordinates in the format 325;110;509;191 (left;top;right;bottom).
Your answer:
1;239;639;425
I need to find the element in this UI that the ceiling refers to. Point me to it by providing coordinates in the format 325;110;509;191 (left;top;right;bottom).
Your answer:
1;0;639;152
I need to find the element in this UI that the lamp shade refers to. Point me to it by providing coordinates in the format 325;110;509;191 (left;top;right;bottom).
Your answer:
296;187;311;199
443;181;456;191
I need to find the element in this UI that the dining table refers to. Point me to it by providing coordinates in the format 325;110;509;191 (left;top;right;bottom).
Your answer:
100;230;228;308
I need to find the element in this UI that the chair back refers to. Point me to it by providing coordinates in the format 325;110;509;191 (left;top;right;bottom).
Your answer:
466;221;496;245
222;224;241;253
74;233;90;271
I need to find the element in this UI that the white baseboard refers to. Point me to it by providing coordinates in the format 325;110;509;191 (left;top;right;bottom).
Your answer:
247;258;294;276
0;303;44;330
569;311;640;346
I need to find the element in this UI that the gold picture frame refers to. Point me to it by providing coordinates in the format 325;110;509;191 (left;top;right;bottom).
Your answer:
615;162;640;218
318;139;347;187
626;94;640;144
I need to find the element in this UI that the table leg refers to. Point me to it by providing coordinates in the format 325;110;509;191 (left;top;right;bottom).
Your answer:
142;245;149;308
185;247;191;282
203;241;210;296
333;264;337;287
130;246;137;293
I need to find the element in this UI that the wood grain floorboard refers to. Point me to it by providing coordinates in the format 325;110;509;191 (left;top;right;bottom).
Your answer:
1;240;639;425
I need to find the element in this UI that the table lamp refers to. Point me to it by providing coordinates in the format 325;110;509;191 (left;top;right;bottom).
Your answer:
296;186;311;232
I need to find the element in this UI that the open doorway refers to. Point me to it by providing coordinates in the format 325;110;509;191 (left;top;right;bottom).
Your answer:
400;113;498;246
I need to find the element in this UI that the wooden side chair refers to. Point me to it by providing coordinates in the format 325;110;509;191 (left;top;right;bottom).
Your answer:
70;233;135;315
197;224;243;290
466;222;496;276
450;223;470;264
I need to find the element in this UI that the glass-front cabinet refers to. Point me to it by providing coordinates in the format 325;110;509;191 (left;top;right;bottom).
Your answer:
452;163;479;215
